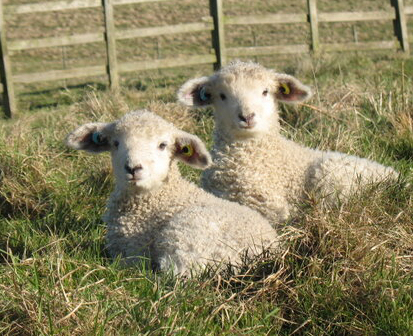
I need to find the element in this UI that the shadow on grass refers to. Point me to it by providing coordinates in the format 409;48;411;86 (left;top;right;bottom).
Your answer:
16;82;108;111
388;137;413;162
0;169;112;264
0;307;32;335
0;234;29;265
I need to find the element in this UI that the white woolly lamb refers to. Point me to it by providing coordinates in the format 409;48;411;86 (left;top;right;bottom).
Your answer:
66;110;279;275
178;60;398;225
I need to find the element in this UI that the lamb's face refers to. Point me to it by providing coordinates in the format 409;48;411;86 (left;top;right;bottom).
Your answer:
66;110;212;193
109;127;175;191
178;61;312;141
209;75;277;139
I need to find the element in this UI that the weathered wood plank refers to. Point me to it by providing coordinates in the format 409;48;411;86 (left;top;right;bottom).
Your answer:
7;21;213;51
319;11;395;22
393;0;410;54
225;13;307;25
321;40;398;52
13;54;216;84
5;0;100;14
118;54;216;72
7;21;213;52
13;65;106;83
114;0;168;4
8;32;104;51
0;1;16;117
228;41;399;56
116;21;214;40
103;0;119;89
226;44;310;57
5;0;167;14
405;6;413;14
308;0;319;53
210;0;226;69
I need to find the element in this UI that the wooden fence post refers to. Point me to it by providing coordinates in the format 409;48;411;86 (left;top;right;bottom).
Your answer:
102;0;120;89
307;0;320;54
209;0;226;69
0;0;16;118
392;0;410;54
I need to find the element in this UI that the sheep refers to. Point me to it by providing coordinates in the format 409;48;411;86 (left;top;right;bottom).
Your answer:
66;110;279;275
177;60;398;225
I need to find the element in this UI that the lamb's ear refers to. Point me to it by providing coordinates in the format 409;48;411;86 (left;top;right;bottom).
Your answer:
274;74;312;103
174;131;212;169
177;76;212;107
66;122;112;153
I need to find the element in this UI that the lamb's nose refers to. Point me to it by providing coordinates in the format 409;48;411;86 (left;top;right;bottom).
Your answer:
238;114;247;123
238;113;255;126
125;164;143;175
245;113;255;123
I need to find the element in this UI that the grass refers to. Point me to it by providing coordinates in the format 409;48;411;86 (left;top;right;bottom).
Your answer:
0;53;412;335
0;0;413;334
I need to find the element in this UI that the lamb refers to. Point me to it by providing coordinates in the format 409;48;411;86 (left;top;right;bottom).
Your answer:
178;60;398;225
66;110;279;275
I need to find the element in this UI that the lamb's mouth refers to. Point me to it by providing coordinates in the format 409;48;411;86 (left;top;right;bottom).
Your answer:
238;122;256;130
126;175;144;183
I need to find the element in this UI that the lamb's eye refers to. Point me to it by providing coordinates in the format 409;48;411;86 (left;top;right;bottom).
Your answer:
159;141;167;150
262;89;269;96
113;140;119;149
181;144;194;157
92;132;106;145
280;83;291;95
199;87;211;102
220;93;226;101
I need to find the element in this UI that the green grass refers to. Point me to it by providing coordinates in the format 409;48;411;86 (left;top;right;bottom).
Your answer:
1;0;413;334
0;53;412;335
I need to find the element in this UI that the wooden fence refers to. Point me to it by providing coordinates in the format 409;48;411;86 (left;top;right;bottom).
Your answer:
0;0;412;117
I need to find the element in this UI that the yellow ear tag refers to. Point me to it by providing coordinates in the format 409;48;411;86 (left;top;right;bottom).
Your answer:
181;144;194;157
280;83;291;95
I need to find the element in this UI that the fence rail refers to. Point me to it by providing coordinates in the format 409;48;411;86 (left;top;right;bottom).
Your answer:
4;0;167;14
0;0;412;117
8;20;214;51
318;11;396;22
225;14;307;25
226;45;310;57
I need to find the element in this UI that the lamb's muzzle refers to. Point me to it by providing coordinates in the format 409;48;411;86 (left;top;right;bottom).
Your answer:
124;163;144;181
238;113;256;128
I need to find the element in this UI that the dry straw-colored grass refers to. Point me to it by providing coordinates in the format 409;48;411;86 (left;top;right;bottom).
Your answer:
71;89;197;132
0;89;200;218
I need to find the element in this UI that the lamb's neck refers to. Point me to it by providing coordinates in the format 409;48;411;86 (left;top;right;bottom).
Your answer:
213;125;283;152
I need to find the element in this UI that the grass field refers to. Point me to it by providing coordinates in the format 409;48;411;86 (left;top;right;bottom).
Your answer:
1;0;413;335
